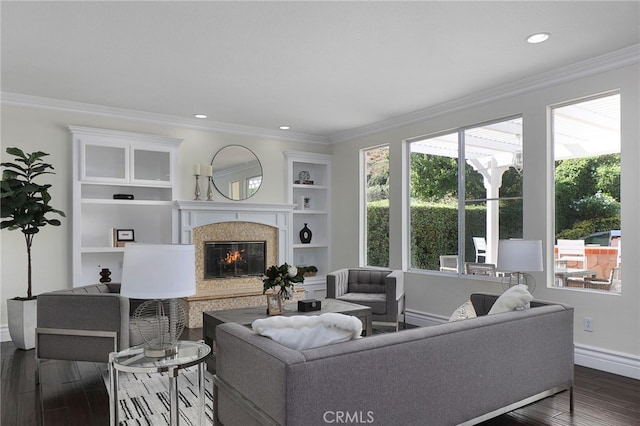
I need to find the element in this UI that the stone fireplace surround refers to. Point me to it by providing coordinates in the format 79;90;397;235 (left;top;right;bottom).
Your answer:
175;201;301;327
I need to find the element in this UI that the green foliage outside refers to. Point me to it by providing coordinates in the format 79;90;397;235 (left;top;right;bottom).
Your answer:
366;150;620;270
366;147;389;202
368;200;524;270
555;154;620;232
555;216;620;240
366;201;390;267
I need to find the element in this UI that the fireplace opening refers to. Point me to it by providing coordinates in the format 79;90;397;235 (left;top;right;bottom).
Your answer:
205;241;266;279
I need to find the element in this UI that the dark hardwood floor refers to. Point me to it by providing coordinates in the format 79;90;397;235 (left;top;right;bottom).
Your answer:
2;328;639;425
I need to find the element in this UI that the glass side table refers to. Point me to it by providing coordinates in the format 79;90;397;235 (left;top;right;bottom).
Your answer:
108;340;211;426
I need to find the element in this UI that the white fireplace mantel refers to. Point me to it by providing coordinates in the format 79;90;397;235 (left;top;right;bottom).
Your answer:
174;200;296;264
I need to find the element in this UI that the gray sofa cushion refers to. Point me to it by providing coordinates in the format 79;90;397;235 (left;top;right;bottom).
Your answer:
347;269;390;293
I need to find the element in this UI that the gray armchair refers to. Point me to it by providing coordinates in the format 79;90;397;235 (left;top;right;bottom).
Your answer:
326;268;405;329
36;283;132;381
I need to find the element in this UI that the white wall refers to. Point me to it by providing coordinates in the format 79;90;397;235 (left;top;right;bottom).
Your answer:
0;105;330;327
331;64;640;375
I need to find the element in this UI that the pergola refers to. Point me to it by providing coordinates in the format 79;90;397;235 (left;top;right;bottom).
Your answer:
410;94;620;266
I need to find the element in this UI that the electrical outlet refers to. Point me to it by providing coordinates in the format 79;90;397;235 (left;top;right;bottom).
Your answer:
584;317;594;332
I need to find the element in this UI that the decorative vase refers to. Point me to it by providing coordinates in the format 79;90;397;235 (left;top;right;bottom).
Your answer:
299;223;312;244
7;298;37;350
99;268;112;283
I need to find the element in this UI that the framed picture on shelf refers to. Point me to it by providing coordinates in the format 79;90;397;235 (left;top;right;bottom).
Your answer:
266;294;282;315
113;228;135;247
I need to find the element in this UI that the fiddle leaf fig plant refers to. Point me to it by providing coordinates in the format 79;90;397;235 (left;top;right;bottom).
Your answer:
1;147;65;299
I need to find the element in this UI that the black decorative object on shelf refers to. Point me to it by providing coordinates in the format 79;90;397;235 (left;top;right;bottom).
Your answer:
99;268;112;283
113;194;134;200
299;223;312;244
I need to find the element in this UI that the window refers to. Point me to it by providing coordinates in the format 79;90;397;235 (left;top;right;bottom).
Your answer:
362;145;389;267
230;181;240;199
408;116;523;274
247;175;262;197
551;92;621;292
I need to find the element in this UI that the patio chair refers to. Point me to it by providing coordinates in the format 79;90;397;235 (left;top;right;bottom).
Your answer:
464;262;496;276
473;237;487;262
584;267;621;291
439;255;459;273
557;239;587;268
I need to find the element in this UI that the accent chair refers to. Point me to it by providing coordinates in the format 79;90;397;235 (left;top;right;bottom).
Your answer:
326;268;404;330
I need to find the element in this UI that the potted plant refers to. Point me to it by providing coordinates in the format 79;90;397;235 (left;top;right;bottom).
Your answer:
1;147;65;349
298;265;318;277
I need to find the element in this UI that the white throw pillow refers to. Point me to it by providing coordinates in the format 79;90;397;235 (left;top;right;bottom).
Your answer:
252;312;362;350
488;284;533;315
449;300;477;322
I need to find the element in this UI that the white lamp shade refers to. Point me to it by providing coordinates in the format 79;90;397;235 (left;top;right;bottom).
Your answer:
497;239;543;272
120;244;196;299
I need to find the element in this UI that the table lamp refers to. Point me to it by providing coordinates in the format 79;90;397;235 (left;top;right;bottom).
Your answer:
120;244;196;357
497;239;543;293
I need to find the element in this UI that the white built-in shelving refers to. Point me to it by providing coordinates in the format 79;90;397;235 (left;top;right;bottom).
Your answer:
70;126;182;286
284;150;332;299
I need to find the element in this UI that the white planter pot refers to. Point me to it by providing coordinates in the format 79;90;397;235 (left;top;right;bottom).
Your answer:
7;298;37;350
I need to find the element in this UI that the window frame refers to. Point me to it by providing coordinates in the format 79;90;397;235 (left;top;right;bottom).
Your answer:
405;114;524;276
549;90;621;293
360;144;390;268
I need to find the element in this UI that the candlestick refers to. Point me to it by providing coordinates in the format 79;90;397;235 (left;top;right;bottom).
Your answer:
193;174;201;200
206;177;214;201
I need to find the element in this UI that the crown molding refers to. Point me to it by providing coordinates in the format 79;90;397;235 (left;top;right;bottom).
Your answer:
3;44;638;146
0;92;330;145
329;44;640;144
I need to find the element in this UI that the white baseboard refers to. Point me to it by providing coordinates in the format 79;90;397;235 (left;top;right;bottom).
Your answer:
405;309;640;380
1;325;11;343
574;343;640;379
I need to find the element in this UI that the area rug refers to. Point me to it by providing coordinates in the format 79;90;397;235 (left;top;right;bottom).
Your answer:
104;367;214;426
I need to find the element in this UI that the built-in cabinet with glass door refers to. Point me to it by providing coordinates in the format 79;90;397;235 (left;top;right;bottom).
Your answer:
70;126;182;286
284;151;331;299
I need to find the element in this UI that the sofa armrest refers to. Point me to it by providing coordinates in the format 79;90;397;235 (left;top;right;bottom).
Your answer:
37;292;130;362
215;322;306;425
326;268;350;298
386;269;404;301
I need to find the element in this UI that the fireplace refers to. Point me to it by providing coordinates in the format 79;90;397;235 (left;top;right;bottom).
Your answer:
205;241;266;279
175;202;299;328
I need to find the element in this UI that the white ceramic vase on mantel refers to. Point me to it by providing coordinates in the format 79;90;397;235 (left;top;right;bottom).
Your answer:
7;298;37;350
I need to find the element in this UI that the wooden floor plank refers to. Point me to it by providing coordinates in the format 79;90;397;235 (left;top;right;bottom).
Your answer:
17;390;42;426
85;387;110;426
3;332;640;426
61;379;97;426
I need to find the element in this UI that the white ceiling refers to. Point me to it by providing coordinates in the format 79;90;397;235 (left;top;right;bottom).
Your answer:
2;1;639;143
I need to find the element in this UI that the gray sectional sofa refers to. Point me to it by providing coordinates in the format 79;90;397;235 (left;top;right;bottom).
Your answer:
213;293;574;426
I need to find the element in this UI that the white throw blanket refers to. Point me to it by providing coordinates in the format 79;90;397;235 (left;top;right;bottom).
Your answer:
252;312;362;350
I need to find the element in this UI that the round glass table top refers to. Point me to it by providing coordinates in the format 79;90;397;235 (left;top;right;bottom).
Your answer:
111;340;211;374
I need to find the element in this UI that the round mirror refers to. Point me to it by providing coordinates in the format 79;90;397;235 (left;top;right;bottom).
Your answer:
210;145;263;200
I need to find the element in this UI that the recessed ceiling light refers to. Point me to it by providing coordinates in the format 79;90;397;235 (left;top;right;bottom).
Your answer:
279;126;291;130
194;114;207;119
526;32;550;44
